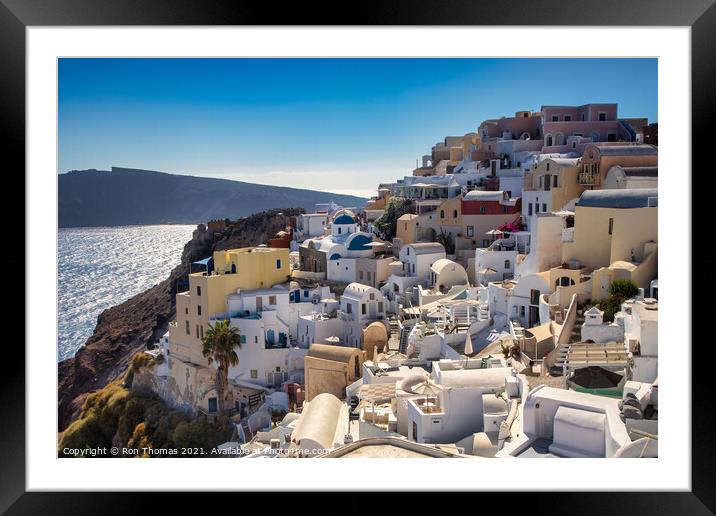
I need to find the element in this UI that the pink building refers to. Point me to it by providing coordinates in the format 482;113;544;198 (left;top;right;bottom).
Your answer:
540;104;642;153
475;104;647;159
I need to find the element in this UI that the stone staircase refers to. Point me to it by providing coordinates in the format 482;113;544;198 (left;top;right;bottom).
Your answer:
398;326;411;355
451;306;472;333
240;419;253;443
388;315;400;338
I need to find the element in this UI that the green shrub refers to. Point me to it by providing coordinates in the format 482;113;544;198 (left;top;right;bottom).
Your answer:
598;296;623;322
373;197;415;240
124;352;155;387
59;374;229;457
152;410;190;448
117;398;146;444
609;279;639;300
172;420;231;450
58;412;110;455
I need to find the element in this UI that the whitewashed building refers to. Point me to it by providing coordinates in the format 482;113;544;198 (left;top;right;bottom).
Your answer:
339;283;389;348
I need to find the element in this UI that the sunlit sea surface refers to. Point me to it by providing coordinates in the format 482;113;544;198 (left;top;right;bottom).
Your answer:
58;225;195;362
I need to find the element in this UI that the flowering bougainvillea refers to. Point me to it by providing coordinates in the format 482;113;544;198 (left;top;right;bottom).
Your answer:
497;220;524;234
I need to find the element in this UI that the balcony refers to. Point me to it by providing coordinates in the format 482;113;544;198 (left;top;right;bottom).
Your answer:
413;397;443;415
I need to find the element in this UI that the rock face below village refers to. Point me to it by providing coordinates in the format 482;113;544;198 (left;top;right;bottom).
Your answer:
58;208;304;432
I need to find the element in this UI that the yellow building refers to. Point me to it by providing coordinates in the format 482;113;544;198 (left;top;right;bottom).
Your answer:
560;189;658;302
304;344;364;401
166;247;290;413
562;189;657;271
395;214;421;247
527;157;585;213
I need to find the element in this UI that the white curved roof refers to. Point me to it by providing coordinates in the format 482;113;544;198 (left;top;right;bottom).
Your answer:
342;282;380;301
430;258;466;276
438;367;512;389
405;242;446;255
463;190;505;201
609;260;637;271
291;393;343;451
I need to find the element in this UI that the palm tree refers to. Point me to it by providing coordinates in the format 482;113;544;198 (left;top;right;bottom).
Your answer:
201;319;241;425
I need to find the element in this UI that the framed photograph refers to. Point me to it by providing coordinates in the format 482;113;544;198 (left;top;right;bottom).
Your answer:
6;0;713;512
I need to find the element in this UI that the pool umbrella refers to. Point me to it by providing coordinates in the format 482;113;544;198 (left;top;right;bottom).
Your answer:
464;333;474;356
486;229;503;241
569;366;623;389
412;379;443;406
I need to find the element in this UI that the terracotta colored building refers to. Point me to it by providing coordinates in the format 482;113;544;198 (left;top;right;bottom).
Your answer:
578;144;658;187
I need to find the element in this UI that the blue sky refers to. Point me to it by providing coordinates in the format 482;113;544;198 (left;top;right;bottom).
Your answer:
58;58;657;197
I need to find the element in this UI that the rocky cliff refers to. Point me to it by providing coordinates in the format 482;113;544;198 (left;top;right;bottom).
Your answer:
58;208;303;431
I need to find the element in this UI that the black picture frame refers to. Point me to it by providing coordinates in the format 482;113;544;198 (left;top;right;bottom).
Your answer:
4;0;713;513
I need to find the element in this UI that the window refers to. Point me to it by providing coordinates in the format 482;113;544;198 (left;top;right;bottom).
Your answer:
359;271;364;280
552;115;559;122
196;286;201;296
598;112;607;121
196;325;199;338
556;277;575;287
269;295;276;305
250;370;258;379
275;366;281;372
535;204;540;213
378;302;384;312
520;306;526;318
564;114;572;122
185;320;190;335
504;260;511;270
338;227;342;234
369;293;375;300
197;305;202;316
480;206;486;213
528;203;533;216
185;307;188;315
608;218;614;235
581;113;586;121
361;304;366;315
254;335;258;344
546;163;550;171
303;290;309;298
240;335;247;344
542;203;547;212
553;176;558;187
607;133;617;142
466;226;474;237
453;209;458;218
200;325;204;339
347;303;353;314
276;259;282;269
208;397;218;413
440;210;445;218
